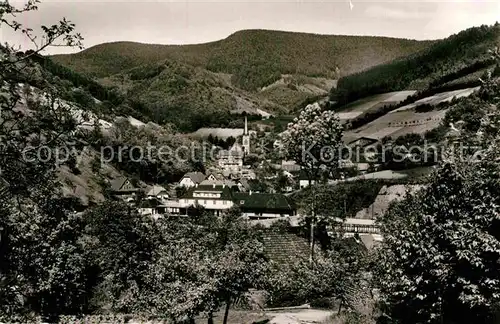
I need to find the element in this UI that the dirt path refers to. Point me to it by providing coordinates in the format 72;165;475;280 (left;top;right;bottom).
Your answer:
268;309;334;324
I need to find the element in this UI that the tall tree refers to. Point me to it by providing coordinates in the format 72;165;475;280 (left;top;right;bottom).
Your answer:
81;201;159;313
135;208;267;324
376;57;500;323
281;102;344;184
376;154;500;323
0;1;85;320
281;102;343;261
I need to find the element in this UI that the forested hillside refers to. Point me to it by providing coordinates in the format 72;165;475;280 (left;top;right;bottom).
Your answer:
52;29;433;91
331;24;500;105
98;59;285;132
48;30;435;131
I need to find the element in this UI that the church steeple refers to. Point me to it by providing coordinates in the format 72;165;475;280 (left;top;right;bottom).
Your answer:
242;116;250;155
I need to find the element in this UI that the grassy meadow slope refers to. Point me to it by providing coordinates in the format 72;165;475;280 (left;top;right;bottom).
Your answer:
332;24;500;105
52;29;434;91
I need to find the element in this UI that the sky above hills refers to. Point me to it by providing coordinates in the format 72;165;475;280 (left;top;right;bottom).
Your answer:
2;0;500;55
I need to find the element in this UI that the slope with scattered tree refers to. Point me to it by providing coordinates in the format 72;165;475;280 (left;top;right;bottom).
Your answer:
332;23;500;106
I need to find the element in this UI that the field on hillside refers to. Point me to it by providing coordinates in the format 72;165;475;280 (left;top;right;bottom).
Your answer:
343;108;448;144
332;24;500;105
336;90;416;121
342;85;480;143
393;87;479;112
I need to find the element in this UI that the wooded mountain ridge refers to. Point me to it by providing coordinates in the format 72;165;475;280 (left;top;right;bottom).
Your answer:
51;29;433;90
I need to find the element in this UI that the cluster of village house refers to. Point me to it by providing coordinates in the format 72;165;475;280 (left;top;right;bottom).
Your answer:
105;116;387;221
104;105;454;247
104;118;297;219
109;172;296;219
106;153;370;221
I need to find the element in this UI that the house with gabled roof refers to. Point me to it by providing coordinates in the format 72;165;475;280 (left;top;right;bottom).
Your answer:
110;176;139;196
178;180;237;215
146;185;169;201
178;172;206;188
205;170;225;182
176;180;297;218
233;192;296;219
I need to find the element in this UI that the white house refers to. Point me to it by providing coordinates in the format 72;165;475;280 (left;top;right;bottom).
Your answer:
146;185;169;201
178;180;235;215
138;198;161;216
178;172;206;188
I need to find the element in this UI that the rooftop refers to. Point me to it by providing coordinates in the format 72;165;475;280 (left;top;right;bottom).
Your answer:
260;228;311;264
182;183;236;200
193;128;245;140
110;176;138;192
147;185;168;196
182;172;206;184
233;192;295;211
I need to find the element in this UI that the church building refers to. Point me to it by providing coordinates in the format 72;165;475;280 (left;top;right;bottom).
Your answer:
217;116;251;174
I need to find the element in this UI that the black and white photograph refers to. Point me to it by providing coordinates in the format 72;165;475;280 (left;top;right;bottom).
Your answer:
1;0;500;323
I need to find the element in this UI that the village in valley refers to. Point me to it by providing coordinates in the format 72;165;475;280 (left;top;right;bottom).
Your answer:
3;1;500;323
106;81;475;251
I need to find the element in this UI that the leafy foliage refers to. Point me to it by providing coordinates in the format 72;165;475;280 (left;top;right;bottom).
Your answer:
81;201;159;313
134;208;268;323
4;199;93;321
266;238;366;311
0;1;90;321
377;160;500;323
281;102;344;182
